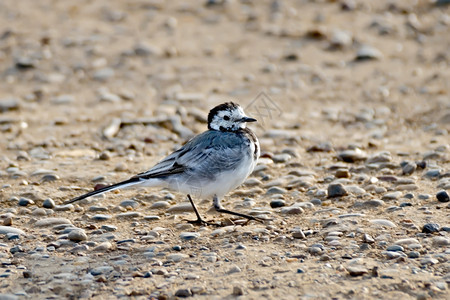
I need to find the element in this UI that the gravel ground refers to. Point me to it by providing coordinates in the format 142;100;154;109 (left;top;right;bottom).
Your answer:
0;0;449;299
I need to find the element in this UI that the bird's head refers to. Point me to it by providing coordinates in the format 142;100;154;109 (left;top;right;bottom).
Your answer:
207;102;256;132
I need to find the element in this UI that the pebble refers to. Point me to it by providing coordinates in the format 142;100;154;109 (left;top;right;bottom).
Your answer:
327;183;347;197
0;98;20;112
394;238;419;245
92;214;112;221
90;266;114;276
346;266;368;277
432;237;449;246
93;242;112;252
0;226;25;236
116;212;141;219
386;245;404;252
266;187;287;195
119;200;139;209
272;153;291;163
436;190;449;202
175;289;192;298
408;251;420;258
180;232;200;241
232;286;244;296
270;199;286;208
354;199;385;208
18;198;34;206
227;265;241;274
42;198;56;209
150;201;170;209
280;206;304;215
422;223;440;233
401;161;416;175
68;229;87;242
369;219;396;227
355;45;383;61
167;203;194;213
382;191;402;200
34;218;72;227
93;68;115;81
167;253;189;262
337;149;367;162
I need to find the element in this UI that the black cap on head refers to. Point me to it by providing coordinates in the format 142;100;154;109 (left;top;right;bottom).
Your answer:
207;102;239;129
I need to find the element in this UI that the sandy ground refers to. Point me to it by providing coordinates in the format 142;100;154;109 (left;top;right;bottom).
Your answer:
0;0;449;299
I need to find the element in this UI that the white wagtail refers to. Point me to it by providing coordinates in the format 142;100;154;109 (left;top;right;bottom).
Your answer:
66;102;261;224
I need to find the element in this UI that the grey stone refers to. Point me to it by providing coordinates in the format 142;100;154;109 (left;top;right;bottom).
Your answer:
270;199;286;208
0;98;20;112
386;245;404;252
175;289;192;298
92;214;112;221
119;200;139;209
150;201;170;209
34;218;72;227
327;183;347;197
0;226;25;236
42;198;56;209
355;45;383;61
422;223;440;233
90;266;114;276
68;229;87;242
18;198;34;206
337;149;367;162
180;232;200;241
266;187;287;195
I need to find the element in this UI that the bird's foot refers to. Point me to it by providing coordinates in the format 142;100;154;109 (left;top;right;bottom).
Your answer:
185;217;220;227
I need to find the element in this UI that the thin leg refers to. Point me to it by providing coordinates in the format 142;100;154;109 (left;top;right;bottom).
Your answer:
213;196;263;223
186;194;215;226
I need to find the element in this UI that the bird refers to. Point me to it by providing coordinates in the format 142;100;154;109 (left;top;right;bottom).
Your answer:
65;102;261;225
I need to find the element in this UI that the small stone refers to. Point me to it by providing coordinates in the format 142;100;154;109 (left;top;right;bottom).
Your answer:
232;286;244;296
382;191;402;200
167;203;194;213
93;68;115;81
90;266;114;276
227;265;241;274
292;230;306;239
18;198;34;206
420;258;438;265
42;198;56;209
355;45;383;61
266;187;287;195
51;94;75;104
93;242;113;252
175;288;192;298
436;190;449;203
337;149;367;162
386;245;404;252
422;223;440;233
0;226;25;235
394;238;419;245
41;174;60;182
347;266;368;277
92;214;112;221
116;212;141;219
119;200;139;209
272;153;291;163
180;232;200;241
280;206;304;215
363;234;375;243
68;229;87;242
327;183;347;197
370;219;396;227
150;201;170;209
34;218;72;227
99;151;111;160
167;253;189;262
401;161;416;175
432;236;449;246
0;98;20;112
335;169;350;178
270;199;286;208
408;251;420;258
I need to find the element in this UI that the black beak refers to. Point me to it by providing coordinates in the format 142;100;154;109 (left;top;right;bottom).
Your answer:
240;116;257;123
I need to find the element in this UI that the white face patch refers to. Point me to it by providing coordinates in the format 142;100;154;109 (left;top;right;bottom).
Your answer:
209;106;249;131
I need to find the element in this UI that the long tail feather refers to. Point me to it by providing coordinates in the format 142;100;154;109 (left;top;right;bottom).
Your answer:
65;177;142;204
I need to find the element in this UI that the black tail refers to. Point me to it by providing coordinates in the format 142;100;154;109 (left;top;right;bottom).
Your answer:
65;177;141;205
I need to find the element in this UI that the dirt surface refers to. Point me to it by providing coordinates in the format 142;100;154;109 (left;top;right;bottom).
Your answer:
0;0;449;299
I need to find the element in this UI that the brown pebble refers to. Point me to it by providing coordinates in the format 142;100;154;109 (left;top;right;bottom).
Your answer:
3;217;12;226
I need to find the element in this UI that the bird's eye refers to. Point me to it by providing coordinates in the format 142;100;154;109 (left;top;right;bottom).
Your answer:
223;115;230;121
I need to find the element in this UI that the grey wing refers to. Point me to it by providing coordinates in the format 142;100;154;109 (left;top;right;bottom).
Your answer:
134;131;244;180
